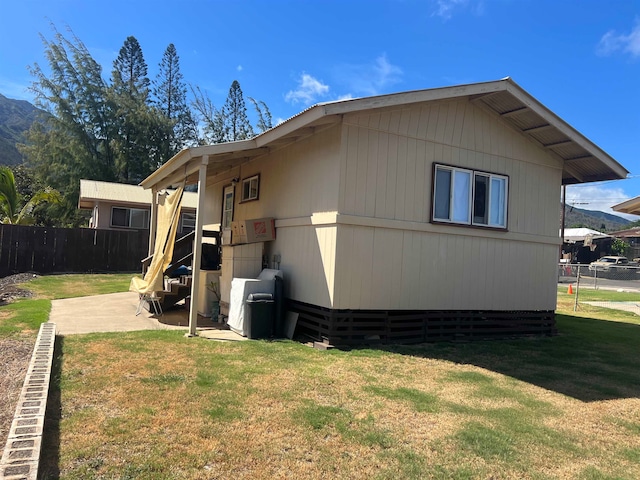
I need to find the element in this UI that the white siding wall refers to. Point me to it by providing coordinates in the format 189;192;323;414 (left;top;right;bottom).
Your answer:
333;97;562;311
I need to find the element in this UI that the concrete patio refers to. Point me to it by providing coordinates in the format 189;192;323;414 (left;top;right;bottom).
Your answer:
48;291;246;341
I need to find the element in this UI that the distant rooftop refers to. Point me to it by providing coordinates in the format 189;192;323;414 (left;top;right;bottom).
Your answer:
78;179;198;209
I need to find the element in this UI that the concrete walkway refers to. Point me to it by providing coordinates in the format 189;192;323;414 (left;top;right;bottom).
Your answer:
48;291;246;341
583;301;640;316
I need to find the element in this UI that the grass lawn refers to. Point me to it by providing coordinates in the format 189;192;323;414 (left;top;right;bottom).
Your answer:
3;276;640;479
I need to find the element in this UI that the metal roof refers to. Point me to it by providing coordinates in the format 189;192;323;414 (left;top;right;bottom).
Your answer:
140;78;628;191
79;179;198;209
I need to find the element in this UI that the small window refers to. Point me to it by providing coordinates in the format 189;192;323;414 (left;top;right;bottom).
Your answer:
241;174;260;202
432;164;508;229
180;212;196;234
110;207;149;229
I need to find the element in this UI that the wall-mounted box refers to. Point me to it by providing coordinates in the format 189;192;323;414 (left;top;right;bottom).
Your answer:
232;218;276;244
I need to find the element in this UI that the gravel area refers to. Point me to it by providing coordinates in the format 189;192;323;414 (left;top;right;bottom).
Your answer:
0;272;38;305
0;273;39;457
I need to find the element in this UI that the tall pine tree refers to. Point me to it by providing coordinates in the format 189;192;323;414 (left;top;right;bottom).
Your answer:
109;36;169;183
221;80;254;142
153;44;197;160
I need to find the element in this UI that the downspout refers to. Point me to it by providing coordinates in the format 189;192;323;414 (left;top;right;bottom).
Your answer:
188;155;209;337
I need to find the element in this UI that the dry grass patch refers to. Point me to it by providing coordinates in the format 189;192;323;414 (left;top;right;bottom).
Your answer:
0;337;33;454
47;322;640;480
36;288;640;479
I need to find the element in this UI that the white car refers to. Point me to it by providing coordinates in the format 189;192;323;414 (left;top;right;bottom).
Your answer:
588;256;639;279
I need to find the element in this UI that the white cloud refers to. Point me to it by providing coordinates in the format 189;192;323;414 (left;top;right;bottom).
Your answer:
432;0;483;20
284;73;330;105
237;65;243;72
596;21;640;57
565;184;636;220
337;54;403;97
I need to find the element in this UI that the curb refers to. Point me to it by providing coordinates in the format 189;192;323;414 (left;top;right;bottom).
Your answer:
0;323;56;480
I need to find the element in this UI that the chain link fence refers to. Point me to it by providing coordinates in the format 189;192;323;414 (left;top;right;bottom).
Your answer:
558;262;640;288
558;262;640;313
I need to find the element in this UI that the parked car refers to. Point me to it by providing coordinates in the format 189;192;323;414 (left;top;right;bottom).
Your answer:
588;256;639;279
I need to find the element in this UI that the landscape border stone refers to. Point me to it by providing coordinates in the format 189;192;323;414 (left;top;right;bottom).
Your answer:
0;323;55;480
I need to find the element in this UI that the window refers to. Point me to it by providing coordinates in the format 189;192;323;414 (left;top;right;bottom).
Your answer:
180;212;196;234
221;185;234;230
111;207;150;229
432;164;508;229
241;174;259;202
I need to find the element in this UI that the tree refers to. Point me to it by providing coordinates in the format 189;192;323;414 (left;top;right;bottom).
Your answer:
221;80;254;142
0;166;61;225
249;97;273;133
611;237;630;257
191;82;273;145
21;26;115;224
190;85;225;144
111;36;149;98
109;36;167;183
153;44;197;160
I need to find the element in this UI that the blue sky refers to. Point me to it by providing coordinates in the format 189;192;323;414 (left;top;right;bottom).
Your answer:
1;0;639;218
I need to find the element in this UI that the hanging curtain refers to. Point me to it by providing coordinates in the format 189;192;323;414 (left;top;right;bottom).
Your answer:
130;184;185;295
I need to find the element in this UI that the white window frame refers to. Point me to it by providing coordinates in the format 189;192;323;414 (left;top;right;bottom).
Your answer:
179;212;196;234
432;164;508;229
110;206;150;229
221;185;235;230
241;174;260;202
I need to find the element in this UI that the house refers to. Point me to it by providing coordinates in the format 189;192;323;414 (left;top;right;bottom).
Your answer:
560;228;612;264
140;78;628;345
78;179;198;236
606;198;640;259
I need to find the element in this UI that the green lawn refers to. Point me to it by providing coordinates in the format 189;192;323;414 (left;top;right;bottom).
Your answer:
1;275;639;479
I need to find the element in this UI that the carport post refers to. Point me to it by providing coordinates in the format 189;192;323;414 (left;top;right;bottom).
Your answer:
149;187;158;256
188;156;209;336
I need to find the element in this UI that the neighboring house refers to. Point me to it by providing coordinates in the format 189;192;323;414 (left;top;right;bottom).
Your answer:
611;198;640;259
560;228;611;264
78;179;198;235
140;78;628;345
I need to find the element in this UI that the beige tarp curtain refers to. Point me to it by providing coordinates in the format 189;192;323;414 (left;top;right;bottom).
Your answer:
130;184;185;295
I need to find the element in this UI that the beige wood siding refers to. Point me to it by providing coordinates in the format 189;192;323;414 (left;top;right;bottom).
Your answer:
339;97;563;238
334;224;557;310
267;223;336;308
333;97;561;311
202;125;342;309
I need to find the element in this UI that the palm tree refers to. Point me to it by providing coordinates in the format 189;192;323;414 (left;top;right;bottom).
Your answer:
0;166;61;225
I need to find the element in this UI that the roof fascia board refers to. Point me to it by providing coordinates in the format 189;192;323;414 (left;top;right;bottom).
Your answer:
503;80;628;179
140;140;257;190
612;196;640;214
322;79;508;116
254;106;330;147
140;149;193;189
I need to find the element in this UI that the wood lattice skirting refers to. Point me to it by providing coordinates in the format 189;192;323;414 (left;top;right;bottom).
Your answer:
288;300;556;346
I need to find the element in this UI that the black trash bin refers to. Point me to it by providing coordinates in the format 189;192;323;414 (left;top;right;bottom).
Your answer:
245;293;274;339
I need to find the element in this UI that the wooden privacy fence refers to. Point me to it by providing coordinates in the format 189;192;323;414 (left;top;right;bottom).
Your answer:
0;224;149;277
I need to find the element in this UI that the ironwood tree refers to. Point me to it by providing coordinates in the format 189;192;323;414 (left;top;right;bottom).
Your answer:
21;26;115;224
20;27;276;225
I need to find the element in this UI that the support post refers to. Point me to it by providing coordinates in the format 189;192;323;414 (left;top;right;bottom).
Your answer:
188;156;209;336
149;187;158;256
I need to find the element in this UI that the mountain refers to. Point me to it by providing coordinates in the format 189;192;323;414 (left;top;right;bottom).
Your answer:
563;205;631;232
0;93;42;165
